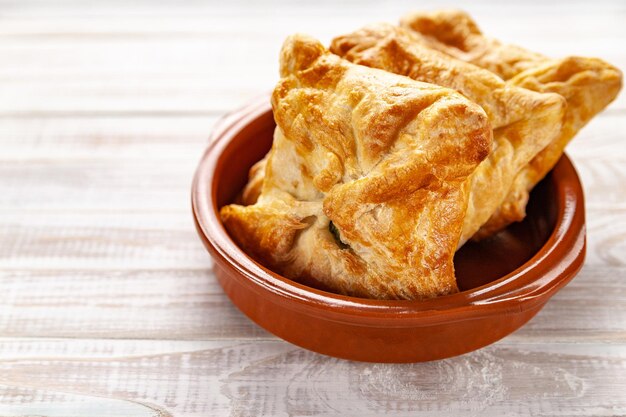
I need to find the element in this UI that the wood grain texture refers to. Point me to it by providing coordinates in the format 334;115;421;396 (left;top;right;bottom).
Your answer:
0;116;217;160
0;1;624;115
0;264;624;342
0;113;620;161
0;212;211;269
0;156;626;210
0;339;625;417
0;208;623;269
1;0;625;415
0;155;622;210
0;115;623;212
0;269;268;340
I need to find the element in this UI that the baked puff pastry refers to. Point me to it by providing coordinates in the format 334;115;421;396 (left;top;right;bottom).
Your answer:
330;23;566;245
401;9;623;237
220;34;492;300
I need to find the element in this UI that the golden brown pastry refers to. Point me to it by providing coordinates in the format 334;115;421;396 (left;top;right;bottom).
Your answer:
401;9;623;237
329;23;565;245
400;9;546;81
221;34;492;300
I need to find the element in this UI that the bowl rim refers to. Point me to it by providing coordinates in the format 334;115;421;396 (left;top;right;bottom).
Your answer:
192;96;586;327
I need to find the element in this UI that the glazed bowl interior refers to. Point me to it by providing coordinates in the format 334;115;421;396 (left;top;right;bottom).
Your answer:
199;100;583;315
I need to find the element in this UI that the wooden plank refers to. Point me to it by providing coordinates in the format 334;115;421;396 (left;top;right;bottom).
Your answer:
565;114;626;160
0;338;624;416
586;211;626;268
0;10;624;41
0;5;623;114
0;207;623;270
0;116;217;160
0;49;621;115
0;155;622;211
0;114;624;211
0;112;623;160
0;211;211;269
0;205;624;270
0;386;160;417
0;269;268;340
508;265;626;343
573;159;626;209
0;264;623;342
0;160;196;211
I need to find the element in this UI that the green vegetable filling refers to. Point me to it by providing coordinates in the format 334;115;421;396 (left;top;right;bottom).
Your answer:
329;221;349;249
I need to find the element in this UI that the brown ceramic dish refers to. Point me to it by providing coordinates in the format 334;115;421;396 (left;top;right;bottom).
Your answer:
192;96;586;363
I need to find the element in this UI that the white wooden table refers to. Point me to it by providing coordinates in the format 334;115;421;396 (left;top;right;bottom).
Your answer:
1;1;625;416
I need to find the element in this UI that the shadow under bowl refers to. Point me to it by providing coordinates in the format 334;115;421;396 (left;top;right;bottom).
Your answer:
192;97;586;363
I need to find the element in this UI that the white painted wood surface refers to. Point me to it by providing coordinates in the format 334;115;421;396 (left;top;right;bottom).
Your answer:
1;1;625;415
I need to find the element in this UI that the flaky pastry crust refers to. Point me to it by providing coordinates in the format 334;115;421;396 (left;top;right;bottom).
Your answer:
401;9;623;238
221;34;492;299
329;23;566;245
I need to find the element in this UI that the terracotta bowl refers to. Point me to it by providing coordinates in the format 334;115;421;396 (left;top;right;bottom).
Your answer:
192;96;586;363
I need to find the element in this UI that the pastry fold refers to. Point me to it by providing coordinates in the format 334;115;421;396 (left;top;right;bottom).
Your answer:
330;23;566;245
221;34;492;299
401;9;623;237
